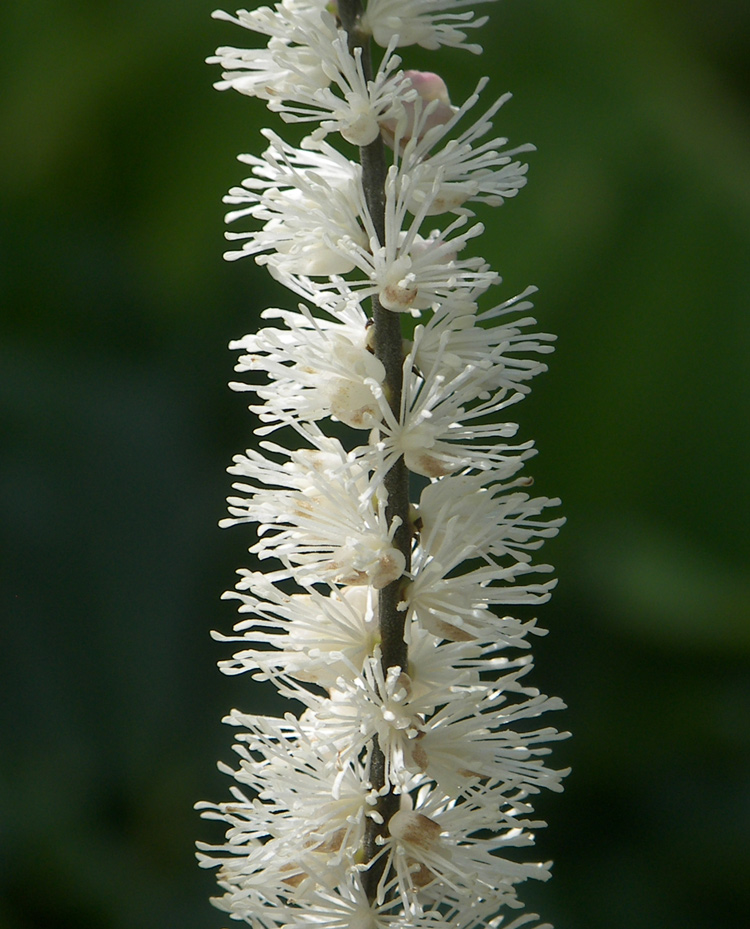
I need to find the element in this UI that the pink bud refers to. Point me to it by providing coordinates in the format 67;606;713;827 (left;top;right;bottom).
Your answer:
405;70;451;107
381;71;457;149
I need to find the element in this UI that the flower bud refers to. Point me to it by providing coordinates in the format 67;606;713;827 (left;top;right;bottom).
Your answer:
381;71;457;149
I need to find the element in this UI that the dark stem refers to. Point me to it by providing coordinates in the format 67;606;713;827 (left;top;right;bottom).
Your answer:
337;0;411;901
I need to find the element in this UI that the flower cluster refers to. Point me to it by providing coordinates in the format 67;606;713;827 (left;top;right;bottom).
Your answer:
198;2;567;928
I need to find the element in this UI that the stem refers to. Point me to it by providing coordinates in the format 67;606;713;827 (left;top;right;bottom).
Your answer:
337;0;411;900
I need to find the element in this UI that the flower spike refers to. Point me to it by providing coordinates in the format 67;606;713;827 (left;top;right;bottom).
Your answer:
200;2;566;927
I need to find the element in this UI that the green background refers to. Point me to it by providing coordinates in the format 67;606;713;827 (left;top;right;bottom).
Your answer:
1;1;748;927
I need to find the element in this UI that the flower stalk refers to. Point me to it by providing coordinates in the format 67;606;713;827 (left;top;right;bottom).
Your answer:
199;2;568;926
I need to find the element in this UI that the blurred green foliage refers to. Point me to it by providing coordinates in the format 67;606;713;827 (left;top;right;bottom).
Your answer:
1;1;748;928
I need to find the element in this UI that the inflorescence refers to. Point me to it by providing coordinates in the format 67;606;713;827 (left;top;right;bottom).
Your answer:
197;3;568;928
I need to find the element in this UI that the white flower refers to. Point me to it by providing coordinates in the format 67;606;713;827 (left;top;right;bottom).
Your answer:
209;36;332;101
306;632;568;798
403;672;569;797
375;783;552;913
394;80;536;216
223;132;368;274
361;339;534;481
362;0;499;54
221;432;405;588
417;471;564;566
271;33;413;145
406;551;556;643
209;3;337;101
235;320;384;430
211;8;414;144
406;472;563;641
368;167;498;312
284;166;498;314
228;295;384;430
219;577;381;687
196;711;376;920
412;286;555;394
312;658;424;782
213;1;335;44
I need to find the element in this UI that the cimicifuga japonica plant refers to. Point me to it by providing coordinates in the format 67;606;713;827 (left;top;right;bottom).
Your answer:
197;2;569;928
